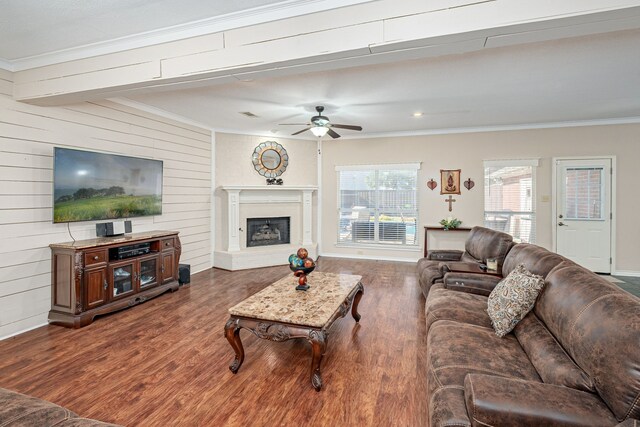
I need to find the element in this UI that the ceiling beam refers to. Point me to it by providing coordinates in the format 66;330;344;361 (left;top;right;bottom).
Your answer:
12;0;640;105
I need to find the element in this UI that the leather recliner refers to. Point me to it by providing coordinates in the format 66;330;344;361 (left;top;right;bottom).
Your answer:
416;226;514;297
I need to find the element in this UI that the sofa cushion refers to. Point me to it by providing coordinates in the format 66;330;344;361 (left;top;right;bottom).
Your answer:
536;262;640;421
487;264;546;337
514;312;595;393
427;320;540;427
502;243;568;278
464;374;618;427
425;284;491;331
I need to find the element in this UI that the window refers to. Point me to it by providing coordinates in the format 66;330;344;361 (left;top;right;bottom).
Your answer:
484;159;538;243
337;164;419;246
564;167;604;220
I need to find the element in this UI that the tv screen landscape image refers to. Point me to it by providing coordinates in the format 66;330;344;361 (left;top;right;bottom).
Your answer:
53;148;163;223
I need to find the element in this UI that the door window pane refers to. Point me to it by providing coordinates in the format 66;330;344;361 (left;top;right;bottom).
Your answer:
564;167;604;220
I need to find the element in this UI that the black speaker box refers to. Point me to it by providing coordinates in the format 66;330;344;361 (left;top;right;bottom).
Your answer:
178;264;191;285
96;220;132;237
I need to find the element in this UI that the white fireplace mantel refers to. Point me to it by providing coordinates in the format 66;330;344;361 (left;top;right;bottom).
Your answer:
217;185;318;270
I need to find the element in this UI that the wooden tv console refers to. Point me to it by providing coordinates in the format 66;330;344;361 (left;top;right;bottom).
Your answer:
49;230;181;328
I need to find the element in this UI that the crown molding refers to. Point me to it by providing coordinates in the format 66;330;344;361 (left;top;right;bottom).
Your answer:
8;0;374;71
337;116;640;140
102;98;640;141
0;58;15;72
213;127;314;141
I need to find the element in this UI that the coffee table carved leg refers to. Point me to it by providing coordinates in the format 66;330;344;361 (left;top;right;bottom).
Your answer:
308;330;327;391
351;282;364;322
225;318;244;374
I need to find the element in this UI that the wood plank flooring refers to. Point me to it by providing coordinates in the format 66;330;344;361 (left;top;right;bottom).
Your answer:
0;257;427;426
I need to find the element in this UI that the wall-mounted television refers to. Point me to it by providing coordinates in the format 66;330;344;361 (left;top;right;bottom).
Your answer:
53;148;163;223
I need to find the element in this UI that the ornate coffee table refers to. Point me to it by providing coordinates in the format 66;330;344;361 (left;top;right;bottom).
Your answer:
224;272;364;391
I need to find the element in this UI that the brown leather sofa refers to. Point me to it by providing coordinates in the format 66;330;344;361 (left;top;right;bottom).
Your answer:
423;243;640;426
416;226;514;298
0;387;120;426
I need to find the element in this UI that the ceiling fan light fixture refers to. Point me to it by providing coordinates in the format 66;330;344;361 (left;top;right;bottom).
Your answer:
310;126;329;137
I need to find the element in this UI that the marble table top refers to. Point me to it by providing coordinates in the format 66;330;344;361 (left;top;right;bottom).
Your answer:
228;272;362;328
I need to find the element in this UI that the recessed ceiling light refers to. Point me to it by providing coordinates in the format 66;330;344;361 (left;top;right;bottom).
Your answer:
413;112;424;117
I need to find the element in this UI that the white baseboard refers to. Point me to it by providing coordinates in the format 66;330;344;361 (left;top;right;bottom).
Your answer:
319;252;419;263
613;270;640;277
0;322;48;341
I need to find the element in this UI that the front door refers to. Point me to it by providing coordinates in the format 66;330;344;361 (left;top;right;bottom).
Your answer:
555;158;612;273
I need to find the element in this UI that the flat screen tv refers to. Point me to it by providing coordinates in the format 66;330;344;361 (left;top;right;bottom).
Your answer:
53;148;163;223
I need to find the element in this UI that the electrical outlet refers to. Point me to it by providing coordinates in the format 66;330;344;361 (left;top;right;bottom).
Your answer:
357;250;363;255
541;195;550;202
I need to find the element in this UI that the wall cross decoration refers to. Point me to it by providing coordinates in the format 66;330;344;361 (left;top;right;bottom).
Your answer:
445;195;456;212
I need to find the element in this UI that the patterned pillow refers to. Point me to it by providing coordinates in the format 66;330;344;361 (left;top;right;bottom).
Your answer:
487;264;546;337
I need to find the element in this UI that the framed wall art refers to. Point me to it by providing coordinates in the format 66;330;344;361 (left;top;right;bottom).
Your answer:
440;169;461;195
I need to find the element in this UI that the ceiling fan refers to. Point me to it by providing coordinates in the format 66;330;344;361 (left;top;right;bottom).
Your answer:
279;106;363;139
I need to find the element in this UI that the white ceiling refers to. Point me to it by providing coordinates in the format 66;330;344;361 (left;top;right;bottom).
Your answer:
126;29;640;137
1;1;639;136
0;0;320;60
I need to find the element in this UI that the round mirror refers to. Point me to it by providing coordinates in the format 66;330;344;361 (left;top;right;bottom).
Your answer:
252;141;288;177
261;149;281;169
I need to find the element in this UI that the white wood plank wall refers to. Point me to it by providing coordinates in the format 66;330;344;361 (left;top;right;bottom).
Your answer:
0;68;212;339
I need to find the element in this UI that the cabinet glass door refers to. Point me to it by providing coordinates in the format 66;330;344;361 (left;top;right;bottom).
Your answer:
112;264;134;297
139;257;158;288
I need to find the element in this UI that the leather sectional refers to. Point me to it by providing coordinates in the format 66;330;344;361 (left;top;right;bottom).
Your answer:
418;230;640;426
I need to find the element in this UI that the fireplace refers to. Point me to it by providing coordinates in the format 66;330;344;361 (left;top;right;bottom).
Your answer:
246;217;290;247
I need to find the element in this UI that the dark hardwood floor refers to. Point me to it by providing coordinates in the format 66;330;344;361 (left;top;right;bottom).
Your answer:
0;257;427;426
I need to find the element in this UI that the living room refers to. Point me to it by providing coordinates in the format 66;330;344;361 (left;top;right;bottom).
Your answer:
1;1;639;426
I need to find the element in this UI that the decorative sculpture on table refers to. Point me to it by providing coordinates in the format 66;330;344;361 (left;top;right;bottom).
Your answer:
288;248;315;291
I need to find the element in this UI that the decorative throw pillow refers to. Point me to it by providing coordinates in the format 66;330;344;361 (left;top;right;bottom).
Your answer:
487;264;546;337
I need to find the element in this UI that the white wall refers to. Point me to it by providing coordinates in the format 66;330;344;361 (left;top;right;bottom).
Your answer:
321;125;640;273
214;132;317;253
0;69;212;339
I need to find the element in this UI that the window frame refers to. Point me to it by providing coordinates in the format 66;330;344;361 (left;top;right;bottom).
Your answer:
483;159;539;244
336;163;420;248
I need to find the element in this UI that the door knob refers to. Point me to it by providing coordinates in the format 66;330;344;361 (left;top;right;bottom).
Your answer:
558;222;567;226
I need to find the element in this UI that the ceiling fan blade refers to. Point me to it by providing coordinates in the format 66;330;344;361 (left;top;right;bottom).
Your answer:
327;128;341;139
279;123;310;126
331;124;363;131
291;127;311;136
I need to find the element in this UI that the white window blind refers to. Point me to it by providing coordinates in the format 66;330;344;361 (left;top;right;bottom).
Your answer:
564;167;604;220
484;160;538;243
337;164;419;246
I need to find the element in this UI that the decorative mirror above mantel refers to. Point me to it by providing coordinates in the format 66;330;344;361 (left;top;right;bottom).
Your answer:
251;141;289;178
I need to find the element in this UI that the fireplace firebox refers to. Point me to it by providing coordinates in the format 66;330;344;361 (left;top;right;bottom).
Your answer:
246;217;290;247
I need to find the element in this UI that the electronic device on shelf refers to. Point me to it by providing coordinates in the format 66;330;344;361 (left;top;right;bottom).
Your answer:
96;220;132;237
109;242;151;260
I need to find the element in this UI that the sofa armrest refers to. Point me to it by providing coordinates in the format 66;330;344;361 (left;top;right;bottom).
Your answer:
615;420;640;426
426;250;463;261
464;374;618;427
443;272;502;296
